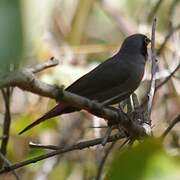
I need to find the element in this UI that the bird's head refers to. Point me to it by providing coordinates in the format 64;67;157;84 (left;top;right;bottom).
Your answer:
120;34;151;57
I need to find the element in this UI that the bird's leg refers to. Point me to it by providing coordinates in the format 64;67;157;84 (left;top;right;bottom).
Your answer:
117;103;126;120
118;96;131;113
116;103;131;137
101;96;132;145
126;97;133;115
118;99;126;110
101;126;113;146
131;93;139;110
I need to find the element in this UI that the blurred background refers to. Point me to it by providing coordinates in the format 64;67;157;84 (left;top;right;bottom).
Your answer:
0;0;179;179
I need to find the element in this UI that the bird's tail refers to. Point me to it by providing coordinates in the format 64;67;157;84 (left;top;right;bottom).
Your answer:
19;103;65;135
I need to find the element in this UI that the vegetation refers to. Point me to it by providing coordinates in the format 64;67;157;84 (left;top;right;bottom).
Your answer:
0;0;179;179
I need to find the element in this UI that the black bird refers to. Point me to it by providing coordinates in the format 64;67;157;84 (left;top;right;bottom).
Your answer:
19;34;151;134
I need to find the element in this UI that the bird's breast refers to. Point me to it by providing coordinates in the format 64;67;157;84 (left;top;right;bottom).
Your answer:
126;62;145;90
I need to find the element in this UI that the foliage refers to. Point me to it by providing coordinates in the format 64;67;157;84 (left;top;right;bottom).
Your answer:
108;138;180;180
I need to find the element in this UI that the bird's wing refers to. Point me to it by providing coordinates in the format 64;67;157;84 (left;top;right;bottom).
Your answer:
66;54;130;99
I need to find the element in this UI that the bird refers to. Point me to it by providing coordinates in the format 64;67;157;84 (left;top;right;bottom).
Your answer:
19;34;151;134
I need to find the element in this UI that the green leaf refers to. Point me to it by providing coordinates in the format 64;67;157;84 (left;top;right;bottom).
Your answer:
108;138;180;180
0;0;23;73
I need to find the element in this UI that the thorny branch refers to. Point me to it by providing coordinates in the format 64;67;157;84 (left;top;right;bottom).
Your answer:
0;133;125;174
0;152;20;180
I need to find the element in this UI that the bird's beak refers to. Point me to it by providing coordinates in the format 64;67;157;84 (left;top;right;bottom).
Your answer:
145;37;151;45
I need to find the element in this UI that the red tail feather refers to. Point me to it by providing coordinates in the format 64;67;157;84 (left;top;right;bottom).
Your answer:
19;103;65;135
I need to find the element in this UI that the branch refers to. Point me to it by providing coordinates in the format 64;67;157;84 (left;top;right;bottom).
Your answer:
96;139;129;180
147;0;163;23
0;88;11;168
0;152;20;180
0;68;62;100
29;142;63;150
30;57;59;73
155;63;180;90
0;20;159;175
157;24;180;55
147;18;158;121
0;57;60;99
96;142;116;180
101;1;137;36
168;0;179;20
0;133;125;174
161;114;180;138
0;62;148;138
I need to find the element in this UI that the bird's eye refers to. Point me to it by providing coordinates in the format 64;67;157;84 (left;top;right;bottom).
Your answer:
144;37;151;44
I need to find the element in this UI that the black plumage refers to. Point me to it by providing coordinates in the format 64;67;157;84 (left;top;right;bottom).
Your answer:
19;34;151;134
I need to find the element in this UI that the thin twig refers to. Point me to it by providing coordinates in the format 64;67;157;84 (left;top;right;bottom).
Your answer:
96;138;129;180
34;117;85;179
30;57;59;74
101;126;113;146
0;88;11;168
29;142;60;150
101;1;136;35
147;0;163;22
155;63;180;90
147;18;158;120
161;114;180;138
157;24;180;55
168;0;179;20
0;133;125;174
96;142;116;180
173;75;180;80
0;152;20;180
